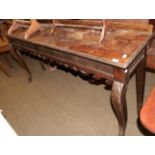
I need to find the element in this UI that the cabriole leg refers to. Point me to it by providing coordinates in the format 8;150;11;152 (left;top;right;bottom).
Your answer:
111;81;128;136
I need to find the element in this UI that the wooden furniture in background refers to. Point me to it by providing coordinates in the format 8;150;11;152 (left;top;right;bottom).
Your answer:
146;19;155;71
0;38;11;77
8;19;153;135
140;86;155;134
0;20;12;77
147;37;155;70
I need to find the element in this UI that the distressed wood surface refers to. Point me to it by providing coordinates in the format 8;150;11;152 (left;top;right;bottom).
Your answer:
8;20;152;68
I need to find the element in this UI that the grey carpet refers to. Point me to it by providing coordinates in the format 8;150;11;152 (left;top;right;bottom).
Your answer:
0;55;155;136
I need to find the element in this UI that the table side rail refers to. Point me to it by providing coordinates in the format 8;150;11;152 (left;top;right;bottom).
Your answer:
9;37;114;80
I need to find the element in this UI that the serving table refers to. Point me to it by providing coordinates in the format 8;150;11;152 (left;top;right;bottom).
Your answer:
8;20;153;135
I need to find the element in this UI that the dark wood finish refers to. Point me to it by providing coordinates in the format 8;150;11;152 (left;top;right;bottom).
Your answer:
136;49;146;114
111;70;129;136
8;19;153;135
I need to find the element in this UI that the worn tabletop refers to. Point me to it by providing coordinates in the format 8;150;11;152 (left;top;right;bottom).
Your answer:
9;24;152;68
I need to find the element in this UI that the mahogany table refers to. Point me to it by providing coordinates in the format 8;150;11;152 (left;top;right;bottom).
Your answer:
8;21;153;135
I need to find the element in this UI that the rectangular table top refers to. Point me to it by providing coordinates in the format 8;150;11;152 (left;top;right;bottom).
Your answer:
8;22;152;68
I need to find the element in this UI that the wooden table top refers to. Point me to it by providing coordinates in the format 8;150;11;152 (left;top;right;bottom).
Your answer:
9;24;152;68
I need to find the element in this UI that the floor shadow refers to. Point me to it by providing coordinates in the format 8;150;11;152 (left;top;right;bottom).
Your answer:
137;117;155;136
57;65;112;90
147;68;155;74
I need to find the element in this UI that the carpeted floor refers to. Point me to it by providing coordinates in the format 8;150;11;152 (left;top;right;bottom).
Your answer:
0;55;155;136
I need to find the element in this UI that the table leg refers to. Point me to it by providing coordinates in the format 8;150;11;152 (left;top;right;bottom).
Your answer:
9;45;32;82
4;53;13;68
136;57;146;114
111;80;128;136
39;61;46;70
0;62;11;77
